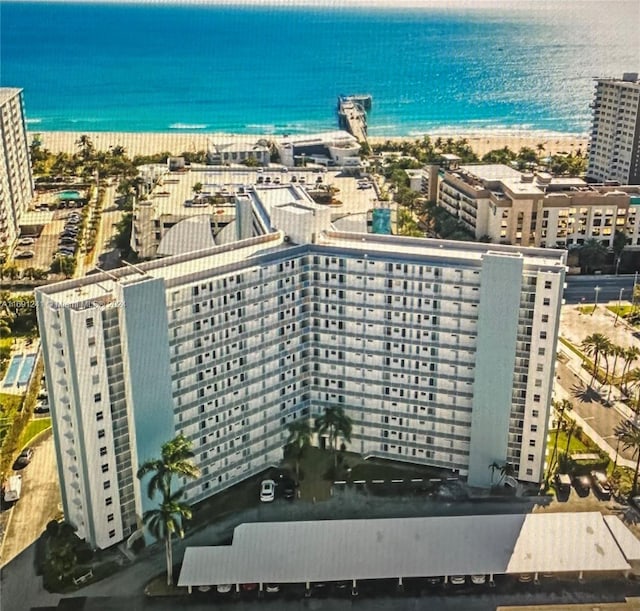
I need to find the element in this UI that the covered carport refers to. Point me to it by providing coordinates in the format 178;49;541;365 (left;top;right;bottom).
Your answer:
178;512;632;594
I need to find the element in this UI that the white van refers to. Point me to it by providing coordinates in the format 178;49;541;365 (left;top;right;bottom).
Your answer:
4;475;22;502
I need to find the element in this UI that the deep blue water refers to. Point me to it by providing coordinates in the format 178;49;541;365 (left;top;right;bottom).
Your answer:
1;1;638;135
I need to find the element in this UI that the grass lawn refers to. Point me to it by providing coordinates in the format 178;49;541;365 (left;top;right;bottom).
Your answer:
607;304;635;318
577;305;596;315
546;428;591;464
19;417;51;448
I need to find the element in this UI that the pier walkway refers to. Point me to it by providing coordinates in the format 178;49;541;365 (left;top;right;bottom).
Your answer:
338;95;369;144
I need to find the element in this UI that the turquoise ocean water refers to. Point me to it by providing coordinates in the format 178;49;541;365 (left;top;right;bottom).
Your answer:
0;1;638;136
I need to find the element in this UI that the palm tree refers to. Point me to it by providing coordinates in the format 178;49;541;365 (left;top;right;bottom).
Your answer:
314;406;353;467
614;420;640;497
488;461;501;485
137;433;199;501
137;433;199;585
610;344;626;386
578;239;607;275
547;399;573;478
581;333;612;386
285;420;313;479
142;489;192;586
622;347;640;393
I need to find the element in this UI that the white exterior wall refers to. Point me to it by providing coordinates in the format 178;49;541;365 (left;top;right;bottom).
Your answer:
37;234;566;546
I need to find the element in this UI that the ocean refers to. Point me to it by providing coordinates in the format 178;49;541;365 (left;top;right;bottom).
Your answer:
1;0;638;136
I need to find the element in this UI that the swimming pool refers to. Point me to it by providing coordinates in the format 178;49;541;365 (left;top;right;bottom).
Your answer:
2;355;24;387
17;354;36;386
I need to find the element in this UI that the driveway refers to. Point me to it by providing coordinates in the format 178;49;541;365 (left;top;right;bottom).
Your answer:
0;429;61;567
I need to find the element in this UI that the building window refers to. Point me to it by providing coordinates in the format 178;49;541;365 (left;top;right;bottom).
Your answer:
90;356;98;367
529;439;536;447
544;281;552;289
105;497;113;506
528;454;535;461
96;411;104;421
543;298;550;306
94;393;102;403
101;463;109;473
107;513;114;522
103;480;111;490
98;429;105;439
108;530;116;539
99;447;107;456
88;336;96;347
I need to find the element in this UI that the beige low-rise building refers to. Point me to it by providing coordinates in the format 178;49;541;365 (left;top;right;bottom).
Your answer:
437;163;640;248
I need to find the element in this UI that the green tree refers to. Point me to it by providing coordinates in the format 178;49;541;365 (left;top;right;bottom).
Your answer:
481;147;516;165
498;462;516;485
192;182;203;195
578;238;607;274
623;349;640;394
614;420;640;497
46;539;77;583
142;489;192;586
137;433;199;585
76;134;95;161
547;399;572;479
50;255;76;278
285;420;313;479
612;230;627;275
581;333;612;386
488;461;501;485
314;406;353;467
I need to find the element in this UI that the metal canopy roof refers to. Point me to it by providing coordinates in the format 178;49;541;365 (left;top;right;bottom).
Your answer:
178;513;632;587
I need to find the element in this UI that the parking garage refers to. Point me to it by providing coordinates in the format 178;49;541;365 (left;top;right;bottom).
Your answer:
178;512;639;594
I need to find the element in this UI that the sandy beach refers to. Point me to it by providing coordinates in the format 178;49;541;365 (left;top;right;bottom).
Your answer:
32;130;588;160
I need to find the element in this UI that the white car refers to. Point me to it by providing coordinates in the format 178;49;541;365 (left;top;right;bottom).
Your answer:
216;584;232;593
265;583;280;593
18;238;35;246
450;575;466;585
14;250;35;259
260;479;276;502
470;574;486;584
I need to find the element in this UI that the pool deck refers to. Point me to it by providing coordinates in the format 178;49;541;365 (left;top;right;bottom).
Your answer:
1;339;40;395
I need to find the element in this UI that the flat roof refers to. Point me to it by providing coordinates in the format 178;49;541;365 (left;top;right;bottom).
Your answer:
604;515;640;562
0;87;22;106
178;513;630;587
460;164;523;182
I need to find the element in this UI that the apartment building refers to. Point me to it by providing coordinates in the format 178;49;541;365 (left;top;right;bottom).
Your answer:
437;163;640;248
587;73;640;185
36;213;565;549
0;88;34;250
405;164;439;202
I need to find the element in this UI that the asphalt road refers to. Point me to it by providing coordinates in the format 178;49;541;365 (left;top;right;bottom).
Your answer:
564;275;637;305
0;429;61;566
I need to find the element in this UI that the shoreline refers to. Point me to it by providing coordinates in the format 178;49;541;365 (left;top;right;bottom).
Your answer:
32;130;589;159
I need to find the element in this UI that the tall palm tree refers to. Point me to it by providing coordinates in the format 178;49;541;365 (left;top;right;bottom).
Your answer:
498;462;516;485
622;347;640;393
581;333;612;386
488;461;501;485
286;420;313;479
547;399;573;478
315;406;353;467
142;489;192;586
137;434;199;585
610;344;626;386
137;433;199;501
614;420;640;497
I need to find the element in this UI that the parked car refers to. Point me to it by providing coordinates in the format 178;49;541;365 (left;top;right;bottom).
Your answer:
59;238;77;245
260;479;276;502
216;584;232;594
240;583;258;592
280;477;296;500
57;248;75;256
35;400;50;414
264;583;280;593
573;474;591;495
14;250;35;259
590;470;612;499
450;575;466;585
425;576;442;586
18;237;35;246
518;573;533;583
470;574;486;585
16;447;34;467
554;473;571;492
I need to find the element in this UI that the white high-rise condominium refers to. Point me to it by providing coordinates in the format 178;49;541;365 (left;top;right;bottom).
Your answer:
587;73;640;185
36;222;566;549
0;88;33;250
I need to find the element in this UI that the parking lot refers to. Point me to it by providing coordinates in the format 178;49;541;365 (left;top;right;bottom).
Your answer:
13;207;83;273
